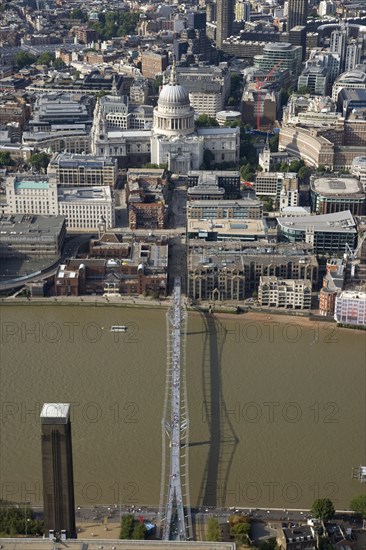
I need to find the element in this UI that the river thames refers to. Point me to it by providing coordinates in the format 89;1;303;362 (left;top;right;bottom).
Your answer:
0;304;365;510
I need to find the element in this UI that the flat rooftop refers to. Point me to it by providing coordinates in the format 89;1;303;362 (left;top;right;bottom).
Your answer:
188;218;266;237
188;199;261;208
58;187;112;202
0;214;65;237
338;290;366;301
40;403;70;423
277;210;357;233
14;180;49;190
311;176;363;196
50;153;117;169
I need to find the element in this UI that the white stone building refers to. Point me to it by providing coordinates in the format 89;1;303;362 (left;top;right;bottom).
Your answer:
5;174;58;216
57;187;115;231
5;174;114;231
258;276;312;309
334;290;366;326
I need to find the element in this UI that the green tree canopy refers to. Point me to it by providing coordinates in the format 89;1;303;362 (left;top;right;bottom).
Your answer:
152;74;163;95
37;52;55;66
207;517;221;542
350;494;366;518
90;11;140;40
29;152;51;172
230;522;250;545
15;51;36;69
297;85;312;95
298;165;311;182
120;514;134;539
195;114;219;128
0;151;12;167
70;7;87;21
0;500;43;536
54;57;66;69
289;159;305;173
240;162;255;182
311;498;335;522
132;522;147;539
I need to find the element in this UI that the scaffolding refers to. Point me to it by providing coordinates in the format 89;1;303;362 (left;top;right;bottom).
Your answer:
158;277;193;541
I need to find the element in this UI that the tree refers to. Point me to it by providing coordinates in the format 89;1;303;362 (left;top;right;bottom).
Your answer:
350;494;366;518
0;151;12;167
297;85;311;95
311;498;335;523
207;517;221;542
37;52;55;66
90;11;140;40
259;538;278;550
132;522;146;539
240;162;255;182
15;51;36;69
29;152;50;172
120;514;134;539
152;75;163;95
278;161;289;173
231;522;250;545
195;114;219;128
0;500;43;536
269;134;279;152
288;159;305;174
54;57;66;69
298;165;311;183
70;7;87;21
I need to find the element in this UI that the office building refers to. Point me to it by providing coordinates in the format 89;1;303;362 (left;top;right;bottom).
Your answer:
187;171;241;198
258;276;312;309
58;187;115;231
334;290;366;326
332;69;366;102
298;65;329;96
277;210;357;255
5;174;115;231
5;174;58;216
40;403;76;540
0;214;66;259
253;43;303;83
255;172;298;204
48;153;118;188
216;0;235;47
287;0;308;31
187;218;267;241
310;175;365;216
187;198;263;220
141;51;169;79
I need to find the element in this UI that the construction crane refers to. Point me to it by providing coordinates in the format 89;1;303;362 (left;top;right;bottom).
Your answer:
344;231;366;279
256;60;283;131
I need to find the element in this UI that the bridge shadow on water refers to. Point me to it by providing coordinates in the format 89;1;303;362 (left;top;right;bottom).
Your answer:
191;311;239;508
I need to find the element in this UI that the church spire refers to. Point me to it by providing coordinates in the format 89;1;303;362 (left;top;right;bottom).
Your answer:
170;57;177;86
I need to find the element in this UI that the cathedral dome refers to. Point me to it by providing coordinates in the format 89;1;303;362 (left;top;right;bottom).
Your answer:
157;61;189;107
158;83;189;106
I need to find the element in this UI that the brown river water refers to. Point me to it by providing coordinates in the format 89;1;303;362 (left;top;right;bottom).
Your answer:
0;304;365;510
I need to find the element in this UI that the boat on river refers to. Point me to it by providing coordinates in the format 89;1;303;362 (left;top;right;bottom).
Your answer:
110;325;128;332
